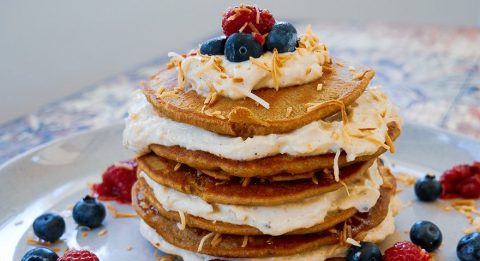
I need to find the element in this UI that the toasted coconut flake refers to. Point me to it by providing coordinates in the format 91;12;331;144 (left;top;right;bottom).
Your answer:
285;106;293;117
98;229;108;236
26;236;53;246
107;204;138;218
178;211;186;230
196;56;215;77
359;127;376;131
242;177;251;187
346;238;361;247
203;93;213;105
307;100;348;124
249;57;271;72
385;134;396;153
232;85;270;109
365;136;390;150
271;49;282;90
317;83;323;91
340;180;351;196
227;12;239;21
248;22;260;33
197;232;215;252
232;77;244;83
211;233;223;247
155;86;166;96
348;66;356;72
352;71;366;80
209;92;218;106
239;22;249;33
333;149;341;182
312;174;319;185
305;66;312;75
174;162;182;171
241;236;249;247
335;60;345;67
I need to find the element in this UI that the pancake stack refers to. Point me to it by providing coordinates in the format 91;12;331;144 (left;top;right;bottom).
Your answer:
124;22;401;261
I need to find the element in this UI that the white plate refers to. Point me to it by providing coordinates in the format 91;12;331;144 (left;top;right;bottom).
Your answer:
0;123;479;261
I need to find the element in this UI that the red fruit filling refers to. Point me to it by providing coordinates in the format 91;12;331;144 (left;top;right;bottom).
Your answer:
440;161;480;199
383;241;431;261
222;4;275;37
92;159;137;204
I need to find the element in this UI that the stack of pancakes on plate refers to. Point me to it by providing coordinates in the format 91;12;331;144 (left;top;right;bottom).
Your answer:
125;57;402;260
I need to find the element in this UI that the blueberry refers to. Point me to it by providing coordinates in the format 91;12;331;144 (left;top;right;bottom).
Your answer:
224;32;263;62
32;213;65;242
200;36;226;55
21;247;59;261
346;241;382;261
73;195;106;228
414;174;442;202
457;232;480;261
410;220;443;252
265;22;297;53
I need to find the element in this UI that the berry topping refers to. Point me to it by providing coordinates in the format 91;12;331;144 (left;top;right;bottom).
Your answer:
346;241;382;261
72;195;106;228
457;232;480;261
92;159;137;204
21;247;59;261
200;36;226;55
265;21;298;53
224;32;263;62
410;220;443;252
58;249;99;261
440;161;480;199
414;174;442;202
32;213;66;243
222;5;275;37
383;241;431;261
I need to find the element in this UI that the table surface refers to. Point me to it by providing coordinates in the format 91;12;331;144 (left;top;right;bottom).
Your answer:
1;22;480;165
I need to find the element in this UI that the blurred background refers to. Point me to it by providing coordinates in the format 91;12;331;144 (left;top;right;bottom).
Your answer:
0;0;479;162
1;0;479;122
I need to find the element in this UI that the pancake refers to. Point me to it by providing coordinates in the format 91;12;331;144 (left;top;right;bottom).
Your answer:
135;177;357;236
132;170;395;258
144;60;374;138
137;153;375;206
148;121;400;178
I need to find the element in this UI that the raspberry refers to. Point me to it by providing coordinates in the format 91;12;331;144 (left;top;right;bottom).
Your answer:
92;159;138;204
58;249;99;261
383;241;431;261
440;161;480;199
222;5;275;37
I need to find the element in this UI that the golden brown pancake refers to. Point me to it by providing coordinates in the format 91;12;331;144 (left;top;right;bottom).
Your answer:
135;177;357;236
144;60;374;138
132;170;395;258
137;153;375;206
148;121;400;178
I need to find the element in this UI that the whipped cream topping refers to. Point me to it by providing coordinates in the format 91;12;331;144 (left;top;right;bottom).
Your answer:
139;204;395;261
139;162;382;236
160;27;329;107
124;86;400;161
180;48;326;100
